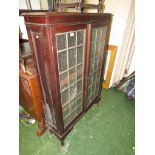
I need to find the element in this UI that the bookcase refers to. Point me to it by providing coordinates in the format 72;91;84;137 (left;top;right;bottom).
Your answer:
22;12;112;145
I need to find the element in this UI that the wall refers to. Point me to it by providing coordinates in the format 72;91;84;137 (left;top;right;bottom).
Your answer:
19;0;41;9
104;0;134;86
19;0;49;39
108;0;135;85
19;16;28;39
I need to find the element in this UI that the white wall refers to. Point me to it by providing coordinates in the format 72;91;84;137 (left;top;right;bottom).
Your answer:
19;0;44;9
104;0;133;45
19;16;28;39
104;0;134;86
19;0;48;39
19;0;27;9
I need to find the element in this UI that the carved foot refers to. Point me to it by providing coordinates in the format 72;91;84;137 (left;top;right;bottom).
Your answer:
36;122;47;136
60;140;64;146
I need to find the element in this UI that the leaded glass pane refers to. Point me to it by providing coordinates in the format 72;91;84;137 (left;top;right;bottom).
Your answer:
88;73;93;87
92;83;96;93
91;91;96;101
101;28;107;41
58;50;67;72
87;97;91;106
70;109;77;120
77;105;82;114
59;71;68;90
62;102;70;118
77;46;83;64
77;64;82;80
77;80;82;94
56;34;66;51
90;42;95;59
93;70;98;83
64;115;70;127
70;97;77;112
61;88;69;105
77;30;84;45
87;86;92;98
89;59;94;73
68;47;76;68
95;82;100;95
68;32;76;48
94;56;99;70
69;67;76;85
95;41;100;56
91;28;96;41
100;40;105;53
98;57;102;69
69;82;77;99
77;93;82;107
97;28;102;41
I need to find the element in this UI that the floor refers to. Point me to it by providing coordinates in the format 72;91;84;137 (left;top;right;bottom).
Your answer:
19;88;135;155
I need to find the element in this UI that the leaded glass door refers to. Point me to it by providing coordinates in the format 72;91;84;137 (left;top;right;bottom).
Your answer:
87;25;108;107
55;26;86;128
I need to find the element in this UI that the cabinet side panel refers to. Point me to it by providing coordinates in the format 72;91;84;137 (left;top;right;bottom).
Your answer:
29;29;57;128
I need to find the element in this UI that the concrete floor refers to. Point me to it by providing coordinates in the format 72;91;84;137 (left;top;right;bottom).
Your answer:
19;88;135;155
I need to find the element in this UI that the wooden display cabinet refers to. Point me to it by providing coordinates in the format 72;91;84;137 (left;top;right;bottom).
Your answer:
19;61;47;136
22;12;112;145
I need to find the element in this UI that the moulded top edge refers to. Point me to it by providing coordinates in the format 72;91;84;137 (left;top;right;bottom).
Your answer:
21;11;113;17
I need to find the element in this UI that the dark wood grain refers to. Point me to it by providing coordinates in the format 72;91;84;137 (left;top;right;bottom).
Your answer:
19;62;47;136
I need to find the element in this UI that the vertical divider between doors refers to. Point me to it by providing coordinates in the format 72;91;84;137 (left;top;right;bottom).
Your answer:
83;24;91;111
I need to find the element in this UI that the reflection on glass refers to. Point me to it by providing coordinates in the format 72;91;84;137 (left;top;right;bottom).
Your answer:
77;30;84;45
56;33;66;51
69;83;77;99
77;46;83;64
58;50;67;72
68;47;76;68
61;88;69;105
69;67;76;85
68;32;76;48
59;71;68;91
77;64;82;80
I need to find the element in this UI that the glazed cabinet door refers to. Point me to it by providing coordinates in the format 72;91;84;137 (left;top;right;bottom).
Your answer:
52;25;86;128
86;23;108;107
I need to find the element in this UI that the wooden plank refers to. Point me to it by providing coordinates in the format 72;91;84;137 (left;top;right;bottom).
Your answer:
102;45;117;89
